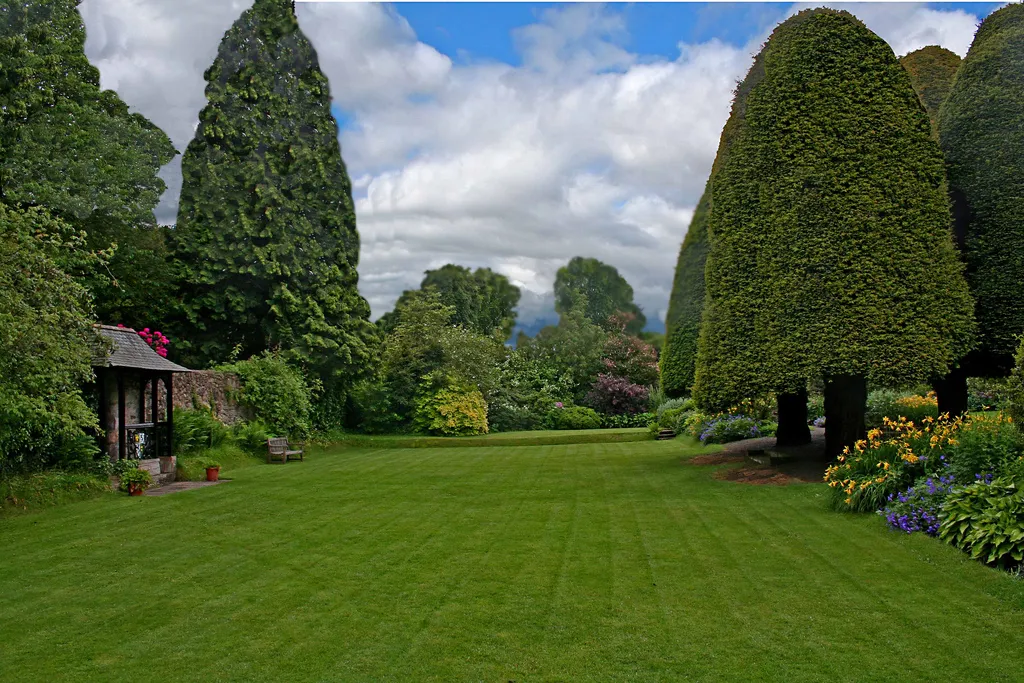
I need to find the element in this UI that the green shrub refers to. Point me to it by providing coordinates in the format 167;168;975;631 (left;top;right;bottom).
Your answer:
968;377;1012;412
657;398;692;420
940;478;1024;568
545;406;602;431
488;402;543;433
173;408;231;455
348;379;405;435
229;420;274;454
947;413;1023;483
807;394;825;423
219;351;315;437
601;412;655;429
1006;338;1024;426
413;384;489;436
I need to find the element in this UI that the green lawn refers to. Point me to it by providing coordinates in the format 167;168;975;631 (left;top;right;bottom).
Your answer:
1;437;1022;681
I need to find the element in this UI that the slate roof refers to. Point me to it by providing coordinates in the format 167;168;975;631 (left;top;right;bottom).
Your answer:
91;325;191;373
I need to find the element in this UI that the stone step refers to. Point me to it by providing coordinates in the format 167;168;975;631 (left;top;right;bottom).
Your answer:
656;429;677;441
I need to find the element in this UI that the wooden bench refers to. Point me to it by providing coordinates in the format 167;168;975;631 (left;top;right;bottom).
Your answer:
267;437;304;464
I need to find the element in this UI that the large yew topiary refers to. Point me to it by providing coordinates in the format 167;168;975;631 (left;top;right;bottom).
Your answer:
694;9;975;457
659;186;709;398
935;4;1024;413
171;0;376;396
900;45;962;130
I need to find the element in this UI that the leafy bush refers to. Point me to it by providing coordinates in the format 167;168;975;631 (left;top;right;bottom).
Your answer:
807;394;825;423
230;420;274;454
173;408;231;455
657;398;692;420
940;478;1024;568
880;473;957;535
1006;337;1024;426
865;389;938;428
488;402;543;433
348;379;405;435
601;412;655;429
0;206;102;477
946;412;1023;483
968;377;1012;412
413;384;489;436
545;406;602;431
218;351;316;437
585;374;650;415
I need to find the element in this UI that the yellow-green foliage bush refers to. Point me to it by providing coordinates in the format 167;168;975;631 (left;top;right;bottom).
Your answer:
414;385;489;436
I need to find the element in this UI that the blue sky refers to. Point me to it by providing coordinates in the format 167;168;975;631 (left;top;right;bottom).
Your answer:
394;2;1003;65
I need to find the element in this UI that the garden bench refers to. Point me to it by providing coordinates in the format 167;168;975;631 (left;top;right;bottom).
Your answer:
267;437;304;464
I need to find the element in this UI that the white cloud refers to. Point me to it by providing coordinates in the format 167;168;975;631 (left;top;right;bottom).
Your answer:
79;1;988;328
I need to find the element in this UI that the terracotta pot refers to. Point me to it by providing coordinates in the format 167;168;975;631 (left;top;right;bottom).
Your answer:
206;467;220;482
128;483;144;496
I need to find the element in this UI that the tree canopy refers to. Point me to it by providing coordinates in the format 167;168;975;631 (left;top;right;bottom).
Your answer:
378;264;521;339
554;257;646;334
693;9;975;432
939;3;1024;377
899;45;962;131
171;0;376;391
0;0;177;328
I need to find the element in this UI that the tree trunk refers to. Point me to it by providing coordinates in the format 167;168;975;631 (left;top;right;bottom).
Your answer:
775;389;811;447
932;366;969;419
824;375;867;459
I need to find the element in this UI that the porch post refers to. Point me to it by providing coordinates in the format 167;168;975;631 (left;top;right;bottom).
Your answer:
167;372;174;458
117;371;126;461
151;372;160;458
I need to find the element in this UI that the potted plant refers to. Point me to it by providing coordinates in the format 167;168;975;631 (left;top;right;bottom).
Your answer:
202;457;222;482
119;467;154;496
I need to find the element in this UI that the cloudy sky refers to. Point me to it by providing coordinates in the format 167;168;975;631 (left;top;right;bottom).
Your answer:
78;1;1003;334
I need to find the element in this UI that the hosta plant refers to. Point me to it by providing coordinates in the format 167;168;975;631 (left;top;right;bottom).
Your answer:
939;477;1024;568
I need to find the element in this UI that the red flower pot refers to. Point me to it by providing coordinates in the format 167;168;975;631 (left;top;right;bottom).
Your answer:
206;467;220;482
128;483;144;496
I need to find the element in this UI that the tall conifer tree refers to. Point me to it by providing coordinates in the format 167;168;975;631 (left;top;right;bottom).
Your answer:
171;0;376;395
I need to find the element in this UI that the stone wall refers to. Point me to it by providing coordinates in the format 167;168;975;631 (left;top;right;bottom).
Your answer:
170;370;253;425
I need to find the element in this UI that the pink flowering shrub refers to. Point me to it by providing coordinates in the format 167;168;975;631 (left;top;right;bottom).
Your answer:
118;324;170;357
586;373;650;415
602;314;659;386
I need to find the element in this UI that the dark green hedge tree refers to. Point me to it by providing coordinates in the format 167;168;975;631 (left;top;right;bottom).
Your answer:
934;4;1024;416
171;0;376;400
899;45;962;131
554;257;645;334
694;9;975;457
660;186;709;398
